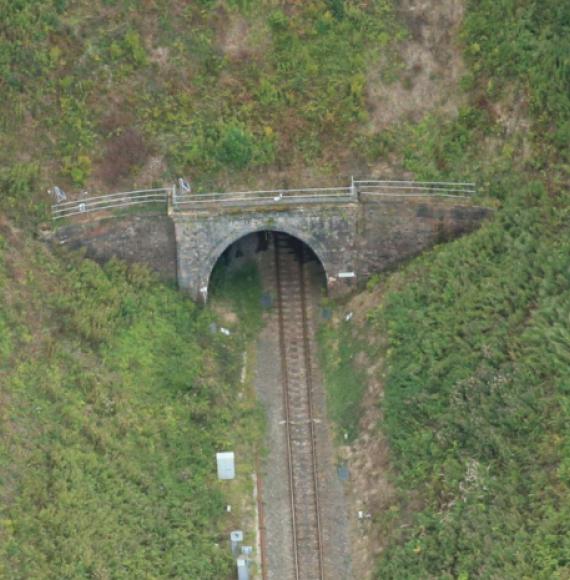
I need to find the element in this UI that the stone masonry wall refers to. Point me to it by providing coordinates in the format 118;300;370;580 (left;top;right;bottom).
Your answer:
53;215;177;281
357;196;491;277
173;204;360;301
48;197;491;302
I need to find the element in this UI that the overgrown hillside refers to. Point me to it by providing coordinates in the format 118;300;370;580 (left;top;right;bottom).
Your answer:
0;2;404;576
0;0;402;210
0;220;261;578
319;1;570;577
0;0;569;578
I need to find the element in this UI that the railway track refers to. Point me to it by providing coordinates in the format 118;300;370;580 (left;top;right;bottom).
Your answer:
274;232;324;580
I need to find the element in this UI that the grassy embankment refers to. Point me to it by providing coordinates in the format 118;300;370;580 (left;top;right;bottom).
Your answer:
0;224;265;578
319;1;570;577
1;0;568;577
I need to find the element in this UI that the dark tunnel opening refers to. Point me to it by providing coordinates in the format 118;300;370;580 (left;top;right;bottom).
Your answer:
209;230;327;302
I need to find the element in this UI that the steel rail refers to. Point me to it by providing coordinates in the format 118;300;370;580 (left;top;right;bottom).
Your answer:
274;237;301;580
52;197;168;219
360;192;471;199
50;179;477;219
173;191;353;205
51;187;169;209
174;186;353;200
256;459;269;580
355;179;476;187
173;193;353;207
357;184;475;194
298;243;325;580
274;234;324;580
53;194;168;213
52;193;167;214
174;194;353;205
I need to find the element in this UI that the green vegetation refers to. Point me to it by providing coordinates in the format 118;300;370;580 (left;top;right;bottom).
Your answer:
0;231;260;578
318;1;570;577
210;259;264;340
0;0;402;199
1;0;569;577
367;3;570;573
318;318;367;442
0;1;401;574
374;192;570;577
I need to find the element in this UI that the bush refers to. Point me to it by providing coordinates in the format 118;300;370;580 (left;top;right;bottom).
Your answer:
216;124;254;169
0;163;46;224
352;2;570;575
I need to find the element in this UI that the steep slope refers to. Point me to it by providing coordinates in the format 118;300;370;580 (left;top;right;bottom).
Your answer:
0;0;568;577
322;192;569;577
0;0;403;201
0;219;259;578
318;1;570;577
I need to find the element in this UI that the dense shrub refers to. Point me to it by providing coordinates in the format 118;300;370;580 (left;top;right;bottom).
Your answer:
0;240;254;578
0;0;402;192
216;124;254;169
368;1;570;576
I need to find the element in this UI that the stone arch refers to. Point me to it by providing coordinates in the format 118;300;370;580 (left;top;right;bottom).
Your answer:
201;226;330;301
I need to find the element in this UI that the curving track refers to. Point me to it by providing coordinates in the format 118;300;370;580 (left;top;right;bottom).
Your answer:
274;232;324;580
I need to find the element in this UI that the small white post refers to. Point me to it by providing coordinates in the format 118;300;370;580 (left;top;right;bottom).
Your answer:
200;285;208;304
350;175;356;198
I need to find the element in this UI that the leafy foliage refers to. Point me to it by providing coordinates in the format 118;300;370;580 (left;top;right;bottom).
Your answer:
0;0;402;192
0;237;256;578
210;258;263;340
1;0;569;577
363;2;570;576
0;163;46;224
373;187;570;579
463;0;570;146
318;2;569;576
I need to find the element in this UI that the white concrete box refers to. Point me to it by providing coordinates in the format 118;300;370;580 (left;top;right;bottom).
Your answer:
216;452;236;480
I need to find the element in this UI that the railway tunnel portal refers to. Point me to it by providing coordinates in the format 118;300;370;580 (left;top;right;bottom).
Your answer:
52;180;491;302
49;179;492;578
173;202;356;302
171;181;490;303
208;230;327;298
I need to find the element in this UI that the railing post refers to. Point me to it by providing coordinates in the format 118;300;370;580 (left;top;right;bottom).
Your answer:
168;184;175;215
350;175;357;199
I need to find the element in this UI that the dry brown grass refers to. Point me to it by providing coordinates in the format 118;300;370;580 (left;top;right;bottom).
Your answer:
97;128;152;187
366;0;467;136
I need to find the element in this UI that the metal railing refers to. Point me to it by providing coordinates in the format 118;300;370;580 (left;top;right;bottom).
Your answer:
50;179;476;219
172;185;355;210
355;180;476;198
51;187;172;220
